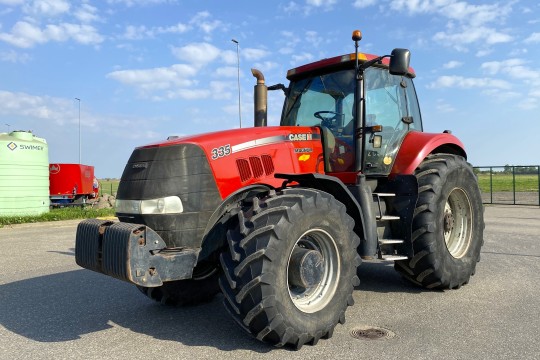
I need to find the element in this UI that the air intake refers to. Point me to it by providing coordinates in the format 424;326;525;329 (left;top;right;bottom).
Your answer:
236;155;274;182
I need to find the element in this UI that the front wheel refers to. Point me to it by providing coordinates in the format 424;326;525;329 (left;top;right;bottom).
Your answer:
219;188;361;349
395;154;484;289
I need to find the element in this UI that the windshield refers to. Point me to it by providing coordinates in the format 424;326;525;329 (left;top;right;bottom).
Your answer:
282;69;355;129
282;69;357;172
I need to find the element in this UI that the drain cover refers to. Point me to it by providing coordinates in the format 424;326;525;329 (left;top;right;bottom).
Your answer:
350;325;395;340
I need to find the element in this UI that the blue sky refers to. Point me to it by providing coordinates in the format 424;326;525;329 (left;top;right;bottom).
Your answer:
1;0;539;178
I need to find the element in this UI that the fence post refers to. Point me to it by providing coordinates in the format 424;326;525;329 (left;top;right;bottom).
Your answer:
538;166;540;207
512;166;516;205
490;167;493;204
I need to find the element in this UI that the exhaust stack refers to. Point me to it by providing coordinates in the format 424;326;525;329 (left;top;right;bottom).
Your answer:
251;68;267;127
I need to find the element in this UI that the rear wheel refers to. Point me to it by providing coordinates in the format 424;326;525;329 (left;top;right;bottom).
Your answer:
219;188;361;349
394;154;484;289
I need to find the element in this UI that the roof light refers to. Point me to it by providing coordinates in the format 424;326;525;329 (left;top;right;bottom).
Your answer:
352;30;362;42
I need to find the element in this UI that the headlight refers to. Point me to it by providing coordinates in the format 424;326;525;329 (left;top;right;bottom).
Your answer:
116;196;183;215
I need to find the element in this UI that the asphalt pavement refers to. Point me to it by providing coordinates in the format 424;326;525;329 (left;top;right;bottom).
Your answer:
1;205;539;360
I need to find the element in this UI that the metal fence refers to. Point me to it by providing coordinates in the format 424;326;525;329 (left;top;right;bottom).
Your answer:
473;165;540;206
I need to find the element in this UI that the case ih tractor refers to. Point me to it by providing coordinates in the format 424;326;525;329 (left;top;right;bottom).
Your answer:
75;30;484;349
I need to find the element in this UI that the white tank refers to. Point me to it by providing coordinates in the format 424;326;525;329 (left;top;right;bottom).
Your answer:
0;131;50;216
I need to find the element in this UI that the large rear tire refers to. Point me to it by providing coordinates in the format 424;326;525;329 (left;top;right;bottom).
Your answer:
219;188;361;349
394;154;484;289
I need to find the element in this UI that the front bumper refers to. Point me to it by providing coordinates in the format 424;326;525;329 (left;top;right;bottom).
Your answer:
75;219;199;287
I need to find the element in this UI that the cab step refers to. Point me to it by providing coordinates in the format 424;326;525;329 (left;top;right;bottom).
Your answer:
376;215;400;221
379;254;408;261
378;239;404;245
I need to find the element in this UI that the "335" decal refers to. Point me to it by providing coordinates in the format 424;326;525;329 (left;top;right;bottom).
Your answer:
211;144;231;160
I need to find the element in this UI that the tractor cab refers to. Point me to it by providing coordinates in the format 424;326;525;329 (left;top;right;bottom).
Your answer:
281;52;422;176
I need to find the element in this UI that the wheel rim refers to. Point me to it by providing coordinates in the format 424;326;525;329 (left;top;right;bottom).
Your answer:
287;228;340;313
443;188;473;258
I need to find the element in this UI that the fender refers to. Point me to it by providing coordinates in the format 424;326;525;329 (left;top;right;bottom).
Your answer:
199;184;274;261
391;131;466;175
275;173;376;257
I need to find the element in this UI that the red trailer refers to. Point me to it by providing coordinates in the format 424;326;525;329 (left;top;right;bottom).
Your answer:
49;163;99;205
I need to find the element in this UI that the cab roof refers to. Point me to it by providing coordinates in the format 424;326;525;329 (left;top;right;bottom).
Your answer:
286;52;416;80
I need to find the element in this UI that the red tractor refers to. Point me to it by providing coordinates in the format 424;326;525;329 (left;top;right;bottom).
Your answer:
75;30;484;349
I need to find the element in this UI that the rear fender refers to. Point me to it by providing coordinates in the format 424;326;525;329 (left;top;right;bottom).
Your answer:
391;131;466;175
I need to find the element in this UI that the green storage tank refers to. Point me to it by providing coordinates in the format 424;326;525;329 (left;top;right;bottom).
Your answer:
0;131;50;216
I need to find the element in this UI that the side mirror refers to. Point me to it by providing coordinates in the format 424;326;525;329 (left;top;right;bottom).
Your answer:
389;48;411;76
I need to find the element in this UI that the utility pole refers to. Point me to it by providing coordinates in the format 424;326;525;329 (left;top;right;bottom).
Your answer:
231;39;242;128
75;98;81;164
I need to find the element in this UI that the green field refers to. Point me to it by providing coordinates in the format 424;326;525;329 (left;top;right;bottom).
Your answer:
99;179;120;195
477;173;539;193
99;176;538;195
0;207;115;228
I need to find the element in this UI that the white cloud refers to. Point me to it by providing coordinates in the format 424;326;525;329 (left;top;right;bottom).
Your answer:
433;26;512;51
435;99;455;113
482;59;540;83
171;42;220;66
120;22;189;40
242;48;269;61
107;64;198;91
74;3;101;23
0;90;74;124
209;81;233;100
0;49;31;63
353;0;376;9
481;59;525;75
164;88;210;100
215;66;238;78
428;75;511;90
189;11;223;34
442;60;463;69
524;32;540;43
23;0;70;17
252;61;279;72
0;21;104;48
389;1;514;51
291;52;314;64
106;0;174;6
306;0;336;7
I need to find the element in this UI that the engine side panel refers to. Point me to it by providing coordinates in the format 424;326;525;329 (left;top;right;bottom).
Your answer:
162;126;326;200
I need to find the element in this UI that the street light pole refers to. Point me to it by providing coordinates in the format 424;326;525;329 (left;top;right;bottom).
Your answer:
75;98;81;164
231;39;242;128
5;123;10;133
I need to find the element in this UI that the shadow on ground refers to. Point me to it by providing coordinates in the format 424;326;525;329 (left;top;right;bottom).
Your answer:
0;269;271;353
356;260;424;294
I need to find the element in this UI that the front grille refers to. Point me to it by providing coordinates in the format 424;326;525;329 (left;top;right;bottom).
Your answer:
116;143;222;249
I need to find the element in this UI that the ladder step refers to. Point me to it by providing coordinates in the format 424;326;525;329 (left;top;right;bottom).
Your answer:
379;255;408;261
376;215;400;221
373;193;396;197
379;239;404;245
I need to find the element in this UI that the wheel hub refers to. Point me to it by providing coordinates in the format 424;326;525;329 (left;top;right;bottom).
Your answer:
443;207;454;234
287;228;340;313
444;188;473;259
288;247;324;288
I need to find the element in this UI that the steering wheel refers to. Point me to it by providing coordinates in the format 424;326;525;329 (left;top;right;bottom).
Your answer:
314;111;343;128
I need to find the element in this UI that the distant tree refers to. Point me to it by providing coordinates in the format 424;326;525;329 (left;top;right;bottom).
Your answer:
503;164;512;174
